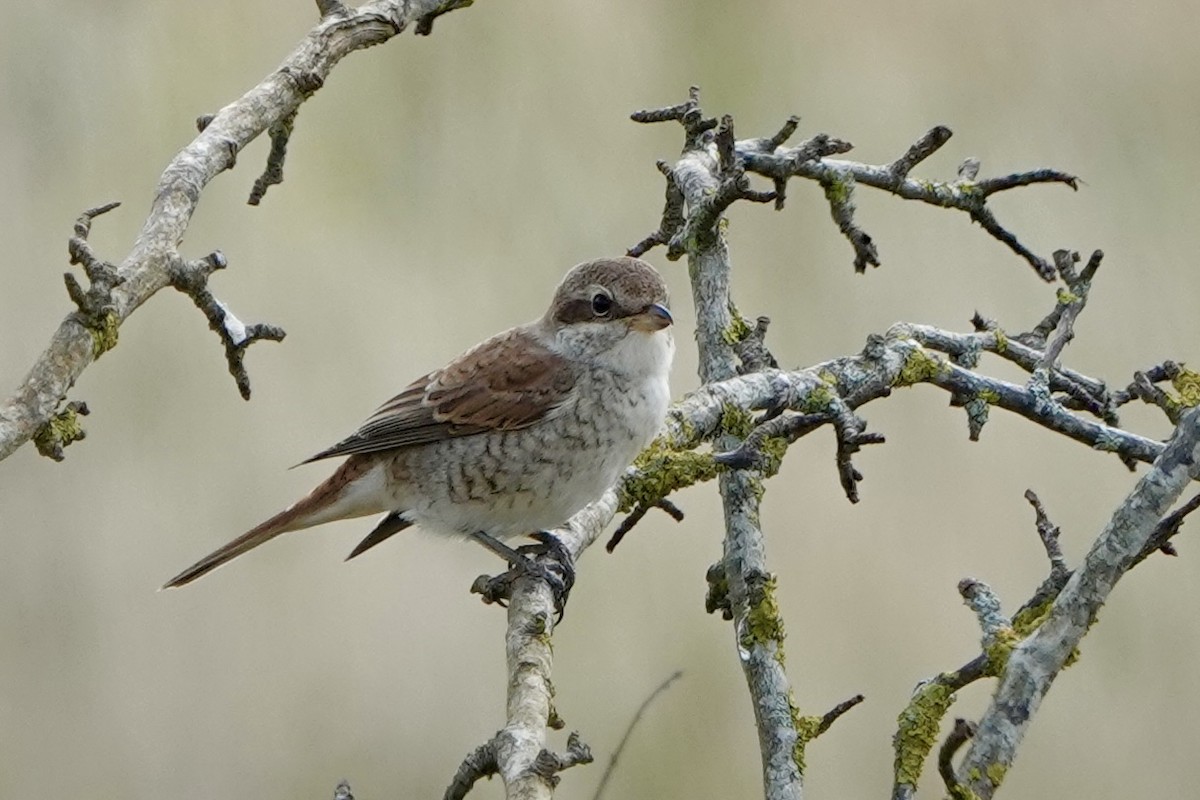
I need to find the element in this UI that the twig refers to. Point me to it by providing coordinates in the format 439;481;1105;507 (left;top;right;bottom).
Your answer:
1033;250;1103;378
605;498;684;552
531;732;593;788
816;693;865;735
937;718;978;800
168;252;287;399
248;109;299;205
1024;490;1069;579
1130;491;1200;567
592;671;684;800
444;739;499;800
958;579;1011;642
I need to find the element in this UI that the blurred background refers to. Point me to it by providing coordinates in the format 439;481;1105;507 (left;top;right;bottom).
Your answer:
2;1;1199;797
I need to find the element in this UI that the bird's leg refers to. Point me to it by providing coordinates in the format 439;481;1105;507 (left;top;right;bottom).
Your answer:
469;530;575;620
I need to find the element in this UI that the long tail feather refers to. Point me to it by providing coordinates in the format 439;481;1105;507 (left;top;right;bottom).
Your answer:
162;456;383;589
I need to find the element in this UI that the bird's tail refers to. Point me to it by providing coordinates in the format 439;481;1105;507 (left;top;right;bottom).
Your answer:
162;455;384;589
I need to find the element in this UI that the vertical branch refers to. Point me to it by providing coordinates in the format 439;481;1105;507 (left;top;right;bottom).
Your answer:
646;97;804;799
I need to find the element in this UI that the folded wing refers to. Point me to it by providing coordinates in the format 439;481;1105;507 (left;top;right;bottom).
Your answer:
302;327;576;463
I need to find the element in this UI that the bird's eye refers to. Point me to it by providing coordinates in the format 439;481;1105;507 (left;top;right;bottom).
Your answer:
591;292;613;317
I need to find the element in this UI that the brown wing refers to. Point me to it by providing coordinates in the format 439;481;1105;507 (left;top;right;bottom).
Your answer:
301;327;575;463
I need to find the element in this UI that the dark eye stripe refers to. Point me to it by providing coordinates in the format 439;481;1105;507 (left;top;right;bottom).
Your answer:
554;298;596;324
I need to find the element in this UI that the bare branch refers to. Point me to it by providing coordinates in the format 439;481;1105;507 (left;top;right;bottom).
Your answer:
937;718;978;800
444;740;498;800
815;693;865;736
887;125;954;179
0;0;476;464
168;252;287;399
604;498;684;553
458;492;617;799
634;88;1077;279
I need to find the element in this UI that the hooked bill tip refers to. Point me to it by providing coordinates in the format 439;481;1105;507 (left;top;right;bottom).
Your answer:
631;302;672;332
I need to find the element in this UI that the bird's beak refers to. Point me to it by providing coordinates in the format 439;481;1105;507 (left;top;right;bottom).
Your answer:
630;302;673;332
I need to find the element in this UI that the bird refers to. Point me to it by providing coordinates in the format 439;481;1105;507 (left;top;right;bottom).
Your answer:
162;256;674;598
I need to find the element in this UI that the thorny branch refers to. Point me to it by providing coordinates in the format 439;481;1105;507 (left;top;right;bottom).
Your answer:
0;0;474;463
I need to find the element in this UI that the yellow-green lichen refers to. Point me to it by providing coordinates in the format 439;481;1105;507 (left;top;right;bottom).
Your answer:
620;443;719;512
957;181;981;198
756;436;789;477
949;782;981;800
90;310;120;359
1011;598;1052;636
740;573;786;655
986;761;1008;786
32;404;88;460
893;677;956;787
895;349;948;387
992;328;1008;354
1056;288;1081;305
1171;367;1200;408
823;174;852;205
720;404;756;439
983;626;1021;677
721;310;752;346
800;382;835;414
791;697;822;775
976;388;1000;404
1010;600;1082;667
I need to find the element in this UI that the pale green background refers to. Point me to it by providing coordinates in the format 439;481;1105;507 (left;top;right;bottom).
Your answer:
2;1;1198;798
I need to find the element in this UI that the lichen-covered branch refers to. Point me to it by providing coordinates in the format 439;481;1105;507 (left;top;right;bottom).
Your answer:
958;408;1200;798
633;90;805;800
889;475;1200;800
0;0;474;463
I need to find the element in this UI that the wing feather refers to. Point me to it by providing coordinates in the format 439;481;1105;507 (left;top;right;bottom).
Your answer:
302;327;574;463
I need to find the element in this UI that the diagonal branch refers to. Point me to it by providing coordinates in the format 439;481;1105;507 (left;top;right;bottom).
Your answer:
959;408;1200;798
0;0;475;463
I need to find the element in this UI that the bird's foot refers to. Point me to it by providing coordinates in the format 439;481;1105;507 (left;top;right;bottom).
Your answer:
469;531;575;621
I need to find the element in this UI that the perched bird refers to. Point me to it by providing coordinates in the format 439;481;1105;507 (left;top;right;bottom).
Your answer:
163;256;674;596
